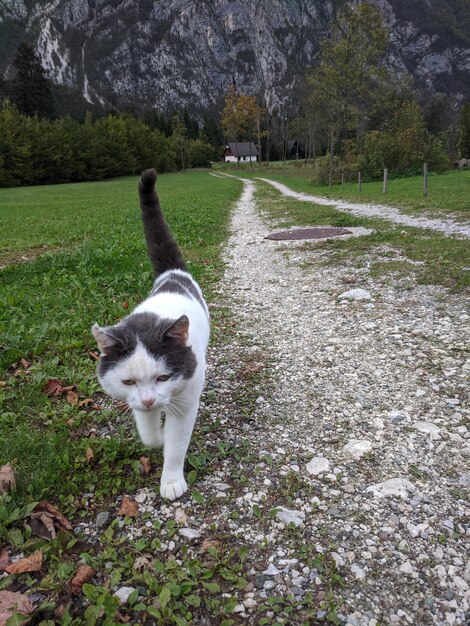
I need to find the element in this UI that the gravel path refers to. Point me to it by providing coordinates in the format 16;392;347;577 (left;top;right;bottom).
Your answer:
256;177;470;239
213;176;469;625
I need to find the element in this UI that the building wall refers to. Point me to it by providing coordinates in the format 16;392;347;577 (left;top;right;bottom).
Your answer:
224;155;258;163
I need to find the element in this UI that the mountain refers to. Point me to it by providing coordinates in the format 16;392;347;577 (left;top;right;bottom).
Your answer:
1;0;469;114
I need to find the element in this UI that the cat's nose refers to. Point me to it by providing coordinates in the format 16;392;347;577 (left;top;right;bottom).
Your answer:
142;398;155;408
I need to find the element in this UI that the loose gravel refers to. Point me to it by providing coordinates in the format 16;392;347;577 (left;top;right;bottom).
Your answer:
210;176;469;625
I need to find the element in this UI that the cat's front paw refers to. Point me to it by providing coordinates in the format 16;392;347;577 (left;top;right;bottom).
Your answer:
160;477;188;501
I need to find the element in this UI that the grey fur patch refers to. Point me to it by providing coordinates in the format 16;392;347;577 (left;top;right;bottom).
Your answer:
97;312;197;379
151;271;206;311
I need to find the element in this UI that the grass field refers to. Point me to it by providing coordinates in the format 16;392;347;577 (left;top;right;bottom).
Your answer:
216;163;470;218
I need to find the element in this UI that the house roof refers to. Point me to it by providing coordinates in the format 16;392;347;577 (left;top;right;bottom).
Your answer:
226;142;259;157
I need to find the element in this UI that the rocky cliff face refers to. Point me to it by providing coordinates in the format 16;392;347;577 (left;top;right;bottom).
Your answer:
1;0;469;113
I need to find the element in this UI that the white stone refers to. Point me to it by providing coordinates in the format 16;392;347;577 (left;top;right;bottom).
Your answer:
399;561;415;576
114;587;136;604
413;421;441;439
263;563;280;576
275;506;305;527
343;439;373;460
134;491;147;504
306;456;330;475
338;288;372;301
366;478;415;499
350;564;366;580
179;527;200;540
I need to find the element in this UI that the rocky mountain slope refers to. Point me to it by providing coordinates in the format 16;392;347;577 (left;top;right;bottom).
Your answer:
1;0;469;113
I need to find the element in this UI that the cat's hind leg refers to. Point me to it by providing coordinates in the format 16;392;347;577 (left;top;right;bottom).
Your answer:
133;408;164;449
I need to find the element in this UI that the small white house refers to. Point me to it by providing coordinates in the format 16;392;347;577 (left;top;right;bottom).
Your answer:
223;142;258;163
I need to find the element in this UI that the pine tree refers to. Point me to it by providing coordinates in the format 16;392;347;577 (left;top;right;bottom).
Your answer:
10;43;55;119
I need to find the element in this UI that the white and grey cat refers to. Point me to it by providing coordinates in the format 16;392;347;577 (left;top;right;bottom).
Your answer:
92;168;209;500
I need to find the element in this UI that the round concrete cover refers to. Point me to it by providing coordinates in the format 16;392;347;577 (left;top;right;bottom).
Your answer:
265;227;351;240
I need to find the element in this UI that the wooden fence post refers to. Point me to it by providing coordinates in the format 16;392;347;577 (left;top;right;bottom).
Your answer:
341;172;345;188
423;162;428;196
383;167;388;194
358;171;362;192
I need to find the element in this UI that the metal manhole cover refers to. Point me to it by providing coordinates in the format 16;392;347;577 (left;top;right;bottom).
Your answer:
265;227;352;241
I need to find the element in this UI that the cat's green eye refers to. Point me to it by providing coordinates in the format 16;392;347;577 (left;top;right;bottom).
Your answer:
122;379;136;385
156;375;170;382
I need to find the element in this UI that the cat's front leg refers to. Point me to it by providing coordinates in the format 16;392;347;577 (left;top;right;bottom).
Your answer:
132;408;164;449
160;403;198;501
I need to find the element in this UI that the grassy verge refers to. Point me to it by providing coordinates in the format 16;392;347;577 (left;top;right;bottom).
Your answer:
255;181;470;291
215;163;470;218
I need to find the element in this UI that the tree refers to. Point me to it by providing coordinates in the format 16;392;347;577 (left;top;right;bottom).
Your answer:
221;84;263;165
308;3;390;148
170;113;188;171
10;43;55;119
458;102;470;158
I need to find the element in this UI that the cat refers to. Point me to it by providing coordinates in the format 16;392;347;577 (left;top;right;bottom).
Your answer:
92;168;209;500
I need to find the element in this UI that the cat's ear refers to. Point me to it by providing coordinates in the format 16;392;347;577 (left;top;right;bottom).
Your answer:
164;315;189;344
92;323;121;355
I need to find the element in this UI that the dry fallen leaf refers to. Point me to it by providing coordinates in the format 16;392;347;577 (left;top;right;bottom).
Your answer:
139;456;151;475
0;590;35;625
199;538;222;554
88;351;100;361
118;496;138;517
71;564;94;596
66;390;79;406
43;379;75;397
0;551;9;571
122;301;129;309
29;501;73;540
85;447;94;463
0;463;15;494
6;551;42;574
132;555;151;571
20;358;30;369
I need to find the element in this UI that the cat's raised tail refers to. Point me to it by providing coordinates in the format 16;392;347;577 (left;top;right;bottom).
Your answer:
138;168;187;276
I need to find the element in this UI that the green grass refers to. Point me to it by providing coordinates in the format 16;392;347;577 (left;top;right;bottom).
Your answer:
0;170;241;500
218;163;470;218
255;182;470;290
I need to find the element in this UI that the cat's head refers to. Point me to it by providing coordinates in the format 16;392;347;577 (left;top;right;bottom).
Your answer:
92;312;197;411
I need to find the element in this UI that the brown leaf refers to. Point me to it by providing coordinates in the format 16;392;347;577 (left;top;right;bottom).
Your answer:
0;381;7;388
66;390;79;406
240;363;264;377
0;550;9;571
29;501;72;540
0;463;15;494
66;418;74;428
43;379;64;396
122;301;129;309
88;351;100;361
139;456;151;475
71;564;94;596
116;611;131;623
20;358;30;369
0;590;35;625
85;447;94;463
118;496;138;517
133;556;151;571
6;551;42;574
43;379;75;397
199;538;222;554
53;595;71;620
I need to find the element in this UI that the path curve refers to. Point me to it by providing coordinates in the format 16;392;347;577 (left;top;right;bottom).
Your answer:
255;176;470;238
213;174;470;625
